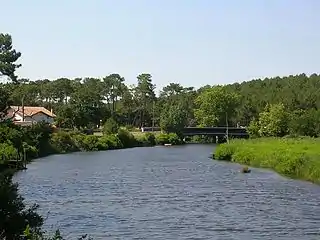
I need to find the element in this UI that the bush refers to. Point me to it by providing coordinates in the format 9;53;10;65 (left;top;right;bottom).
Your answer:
81;135;100;151
135;132;156;146
103;118;119;135
0;143;19;164
98;134;123;150
167;133;182;145
155;133;169;145
50;131;78;153
214;137;320;183
155;133;182;145
117;128;137;148
23;142;39;160
0;171;43;240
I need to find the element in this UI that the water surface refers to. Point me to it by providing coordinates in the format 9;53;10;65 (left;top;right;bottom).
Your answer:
15;144;320;239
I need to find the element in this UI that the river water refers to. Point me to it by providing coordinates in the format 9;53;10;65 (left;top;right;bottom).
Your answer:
15;144;320;239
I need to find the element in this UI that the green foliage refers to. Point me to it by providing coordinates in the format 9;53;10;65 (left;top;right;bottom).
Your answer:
81;135;100;151
0;171;43;240
117;128;137;148
247;118;260;138
0;122;55;165
50;131;79;153
50;132;122;152
288;109;320;137
248;103;290;137
103;118;119;135
143;132;156;146
0;143;18;163
23;224;94;240
160;103;188;136
259;103;289;137
0;33;22;82
134;132;156;146
135;73;156;127
215;138;320;183
155;133;182;145
0;86;10;119
194;86;240;126
97;135;118;150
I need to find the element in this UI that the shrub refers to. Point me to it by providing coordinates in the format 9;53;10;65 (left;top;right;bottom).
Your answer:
117;128;137;148
50;132;78;153
143;132;156;146
0;143;19;164
103;118;119;135
155;133;182;145
135;132;156;146
167;133;182;145
155;133;169;145
81;135;100;151
98;134;123;150
23;142;39;160
0;171;43;240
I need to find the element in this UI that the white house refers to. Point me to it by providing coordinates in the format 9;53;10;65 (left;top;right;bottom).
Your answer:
6;106;56;125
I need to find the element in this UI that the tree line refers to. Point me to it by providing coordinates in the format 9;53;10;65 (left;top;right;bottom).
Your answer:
1;33;320;137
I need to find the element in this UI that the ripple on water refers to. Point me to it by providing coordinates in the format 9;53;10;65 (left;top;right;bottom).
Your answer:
14;145;320;240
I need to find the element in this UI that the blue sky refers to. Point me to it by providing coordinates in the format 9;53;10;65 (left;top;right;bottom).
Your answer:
1;0;319;91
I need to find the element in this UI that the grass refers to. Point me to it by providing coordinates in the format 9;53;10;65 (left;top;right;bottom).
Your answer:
214;137;320;184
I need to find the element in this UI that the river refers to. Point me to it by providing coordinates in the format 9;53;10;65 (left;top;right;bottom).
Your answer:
15;144;320;239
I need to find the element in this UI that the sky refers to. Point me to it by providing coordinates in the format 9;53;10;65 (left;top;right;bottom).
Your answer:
1;0;320;91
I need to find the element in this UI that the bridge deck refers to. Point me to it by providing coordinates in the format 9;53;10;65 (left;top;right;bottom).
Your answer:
182;127;248;136
140;126;249;137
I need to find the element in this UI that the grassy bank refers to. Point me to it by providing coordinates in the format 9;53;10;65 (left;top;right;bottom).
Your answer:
214;137;320;183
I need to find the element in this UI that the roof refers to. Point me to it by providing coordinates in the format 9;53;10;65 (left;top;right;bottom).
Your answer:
10;106;56;118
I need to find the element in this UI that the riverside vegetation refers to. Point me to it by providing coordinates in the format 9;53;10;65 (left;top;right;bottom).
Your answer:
215;138;320;183
215;102;320;183
1;32;320;238
0;120;182;167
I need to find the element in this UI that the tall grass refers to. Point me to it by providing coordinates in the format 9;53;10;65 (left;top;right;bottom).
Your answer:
214;137;320;183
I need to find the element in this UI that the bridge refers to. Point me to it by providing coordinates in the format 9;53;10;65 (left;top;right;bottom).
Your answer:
141;127;249;137
181;127;248;137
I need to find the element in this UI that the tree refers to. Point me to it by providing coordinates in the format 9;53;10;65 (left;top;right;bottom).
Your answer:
288;109;320;137
0;171;43;240
160;103;188;136
135;74;156;127
0;86;11;119
0;33;22;120
68;78;106;128
159;83;184;99
50;78;73;104
103;74;125;114
194;86;240;126
249;103;289;137
0;33;22;82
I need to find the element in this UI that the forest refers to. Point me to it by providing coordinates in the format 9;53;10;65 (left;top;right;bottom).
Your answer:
2;67;320;137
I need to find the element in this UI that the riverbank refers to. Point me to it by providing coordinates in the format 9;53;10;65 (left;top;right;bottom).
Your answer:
214;137;320;184
50;129;183;153
0;122;183;170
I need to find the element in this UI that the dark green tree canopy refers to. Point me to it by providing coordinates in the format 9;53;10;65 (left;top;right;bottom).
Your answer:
0;33;21;82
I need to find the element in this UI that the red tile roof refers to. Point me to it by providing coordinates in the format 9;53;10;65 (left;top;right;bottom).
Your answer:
10;106;56;118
